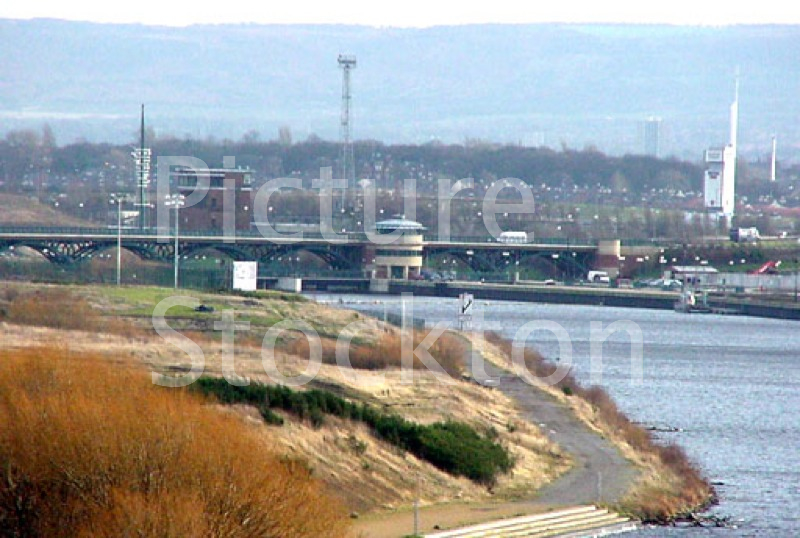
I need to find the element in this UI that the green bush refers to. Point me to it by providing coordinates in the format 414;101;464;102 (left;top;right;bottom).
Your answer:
190;378;513;485
258;406;285;425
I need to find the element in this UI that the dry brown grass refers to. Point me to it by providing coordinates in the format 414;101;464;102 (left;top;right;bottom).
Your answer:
484;332;713;522
284;328;466;376
2;288;141;338
0;347;350;538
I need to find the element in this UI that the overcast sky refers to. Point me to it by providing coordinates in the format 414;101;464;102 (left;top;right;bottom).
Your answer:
3;0;800;26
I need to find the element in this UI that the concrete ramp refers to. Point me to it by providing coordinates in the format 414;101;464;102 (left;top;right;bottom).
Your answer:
424;505;638;538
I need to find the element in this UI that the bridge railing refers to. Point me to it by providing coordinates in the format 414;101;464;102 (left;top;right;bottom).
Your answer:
0;225;371;242
0;225;679;249
423;234;598;247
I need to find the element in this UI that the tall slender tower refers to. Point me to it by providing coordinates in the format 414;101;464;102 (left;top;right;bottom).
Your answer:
771;135;778;182
338;55;357;189
132;104;151;229
703;76;739;218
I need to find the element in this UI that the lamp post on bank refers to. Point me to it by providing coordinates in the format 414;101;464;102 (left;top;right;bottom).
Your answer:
110;193;133;286
165;194;185;289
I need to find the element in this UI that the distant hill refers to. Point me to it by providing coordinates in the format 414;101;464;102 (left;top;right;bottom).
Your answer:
2;20;799;160
0;194;96;227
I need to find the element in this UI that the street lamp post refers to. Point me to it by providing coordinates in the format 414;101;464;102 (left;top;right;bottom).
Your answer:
165;194;186;289
110;194;132;286
551;253;559;281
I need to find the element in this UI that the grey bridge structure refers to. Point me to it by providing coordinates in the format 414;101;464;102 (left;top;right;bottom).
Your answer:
0;227;606;278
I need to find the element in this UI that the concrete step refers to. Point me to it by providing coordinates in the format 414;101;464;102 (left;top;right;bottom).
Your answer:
424;506;597;538
424;505;638;538
524;515;633;538
501;514;626;538
553;520;640;538
463;511;617;538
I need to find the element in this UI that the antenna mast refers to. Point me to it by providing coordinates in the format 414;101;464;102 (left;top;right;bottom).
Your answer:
338;54;357;189
133;104;151;230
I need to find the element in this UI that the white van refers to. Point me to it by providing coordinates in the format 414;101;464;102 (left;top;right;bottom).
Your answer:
587;270;611;284
497;231;529;244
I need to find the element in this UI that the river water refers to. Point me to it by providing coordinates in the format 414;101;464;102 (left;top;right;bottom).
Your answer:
310;293;800;537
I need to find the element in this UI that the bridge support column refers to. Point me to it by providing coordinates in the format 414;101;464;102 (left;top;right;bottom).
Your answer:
595;240;621;278
369;279;390;293
276;277;302;293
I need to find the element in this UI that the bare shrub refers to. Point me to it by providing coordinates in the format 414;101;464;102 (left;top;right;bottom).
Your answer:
0;348;350;538
283;329;466;376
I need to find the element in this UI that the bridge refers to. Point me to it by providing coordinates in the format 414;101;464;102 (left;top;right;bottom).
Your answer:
0;226;644;278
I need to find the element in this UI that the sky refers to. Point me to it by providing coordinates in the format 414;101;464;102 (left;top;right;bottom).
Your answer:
3;0;800;27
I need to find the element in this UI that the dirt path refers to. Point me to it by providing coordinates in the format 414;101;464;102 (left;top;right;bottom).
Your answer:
480;363;638;506
353;341;639;537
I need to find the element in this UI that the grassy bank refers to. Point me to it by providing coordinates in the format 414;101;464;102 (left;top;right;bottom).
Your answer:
192;377;513;485
0;281;570;517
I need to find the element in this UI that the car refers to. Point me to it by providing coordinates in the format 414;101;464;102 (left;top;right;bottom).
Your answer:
543;279;556;286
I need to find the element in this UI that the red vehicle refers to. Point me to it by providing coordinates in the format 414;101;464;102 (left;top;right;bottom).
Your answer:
748;260;781;275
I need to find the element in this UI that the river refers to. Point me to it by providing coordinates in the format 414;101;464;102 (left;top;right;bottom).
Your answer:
309;293;800;536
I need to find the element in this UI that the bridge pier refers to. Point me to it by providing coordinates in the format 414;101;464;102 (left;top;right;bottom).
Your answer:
276;277;302;293
369;279;391;293
595;239;622;278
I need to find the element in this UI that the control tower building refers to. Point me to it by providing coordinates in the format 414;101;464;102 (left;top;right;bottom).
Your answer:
703;79;739;218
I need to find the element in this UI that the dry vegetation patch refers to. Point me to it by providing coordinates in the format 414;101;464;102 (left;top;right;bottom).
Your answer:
0;347;350;538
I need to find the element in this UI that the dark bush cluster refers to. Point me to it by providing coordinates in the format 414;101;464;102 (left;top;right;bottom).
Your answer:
192;377;512;485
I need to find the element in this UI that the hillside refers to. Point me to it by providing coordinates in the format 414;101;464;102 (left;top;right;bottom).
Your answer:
2;20;800;158
0;194;97;226
0;283;571;515
0;281;713;535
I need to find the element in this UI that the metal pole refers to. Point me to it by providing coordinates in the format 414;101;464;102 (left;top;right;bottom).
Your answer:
413;471;420;536
116;198;122;286
174;205;180;289
413;498;419;536
597;471;603;502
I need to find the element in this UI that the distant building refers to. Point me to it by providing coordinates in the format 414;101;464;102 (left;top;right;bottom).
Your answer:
703;146;736;216
703;79;739;218
372;217;424;280
172;167;253;232
644;117;661;157
664;265;719;287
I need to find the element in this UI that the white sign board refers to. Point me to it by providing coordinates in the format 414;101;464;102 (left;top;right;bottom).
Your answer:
232;261;258;291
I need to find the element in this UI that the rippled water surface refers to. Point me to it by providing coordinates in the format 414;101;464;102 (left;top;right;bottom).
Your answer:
312;294;800;536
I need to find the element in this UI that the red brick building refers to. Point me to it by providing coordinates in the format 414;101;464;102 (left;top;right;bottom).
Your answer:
173;167;253;232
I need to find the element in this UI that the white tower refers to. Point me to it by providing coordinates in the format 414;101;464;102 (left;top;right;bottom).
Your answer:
771;135;777;182
704;77;739;218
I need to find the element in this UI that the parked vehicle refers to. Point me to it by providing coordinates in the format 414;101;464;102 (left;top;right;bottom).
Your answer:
586;270;610;284
730;227;760;243
748;260;781;275
497;231;529;244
